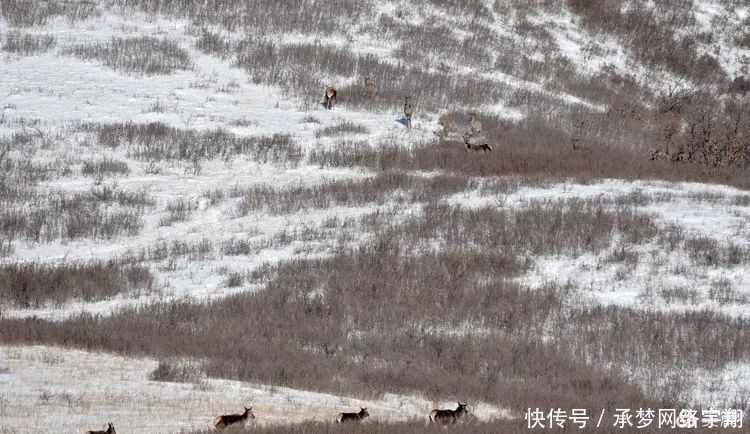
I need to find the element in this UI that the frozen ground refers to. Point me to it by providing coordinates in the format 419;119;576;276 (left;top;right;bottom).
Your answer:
449;179;750;318
0;345;511;434
1;2;749;430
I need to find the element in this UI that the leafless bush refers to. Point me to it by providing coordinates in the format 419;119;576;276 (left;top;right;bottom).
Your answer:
0;199;684;415
221;238;256;256
113;0;372;34
159;198;198;226
222;271;244;288
64;37;192;75
568;0;722;82
1;31;56;55
684;236;750;267
0;260;154;308
1;188;150;242
0;0;98;26
149;358;205;383
308;111;750;189
233;172;468;216
91;122;301;165
81;158;130;177
315;121;369;138
708;279;750;305
195;28;233;58
563;306;750;371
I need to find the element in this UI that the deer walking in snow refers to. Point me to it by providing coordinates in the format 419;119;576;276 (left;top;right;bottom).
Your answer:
438;119;457;137
403;96;413;128
324;86;337;110
430;402;468;426
463;135;492;152
215;407;255;430
85;423;116;434
336;407;369;423
364;77;378;98
468;112;482;136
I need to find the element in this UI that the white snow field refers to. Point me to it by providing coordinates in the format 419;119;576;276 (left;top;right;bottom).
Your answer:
1;0;749;433
0;345;510;434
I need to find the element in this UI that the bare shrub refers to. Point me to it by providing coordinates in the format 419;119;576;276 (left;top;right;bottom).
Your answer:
1;187;150;242
195;28;233;58
221;238;256;256
233;172;468;216
223;271;244;288
567;0;722;82
314;121;369;138
2;31;56;55
0;200;680;416
0;0;98;26
149;358;205;383
708;279;750;305
91;122;301;165
159;198;198;226
0;261;154;308
81;158;130;177
64;37;192;75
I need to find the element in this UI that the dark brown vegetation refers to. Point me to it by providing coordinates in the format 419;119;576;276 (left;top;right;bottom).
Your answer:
1;31;56;55
90;122;301;165
0;0;98;26
64;37;192;75
3;198;748;427
0;260;154;308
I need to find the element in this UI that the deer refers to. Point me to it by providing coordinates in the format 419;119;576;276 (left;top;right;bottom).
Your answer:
430;402;468;425
468;112;482;136
463;135;492;152
336;407;369;423
438;119;457;137
403;96;413;128
85;423;116;434
364;77;378;98
215;407;255;429
323;86;337;110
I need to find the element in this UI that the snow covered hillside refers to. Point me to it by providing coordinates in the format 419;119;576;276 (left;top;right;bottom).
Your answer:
0;1;748;433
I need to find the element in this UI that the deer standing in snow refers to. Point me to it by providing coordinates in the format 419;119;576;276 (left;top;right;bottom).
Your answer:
215;407;255;429
364;77;378;98
336;407;369;423
85;423;116;434
463;135;492;152
430;402;469;425
324;86;337;110
468;112;482;136
403;96;413;128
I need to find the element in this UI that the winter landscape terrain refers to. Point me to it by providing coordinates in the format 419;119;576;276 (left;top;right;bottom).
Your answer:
0;0;749;433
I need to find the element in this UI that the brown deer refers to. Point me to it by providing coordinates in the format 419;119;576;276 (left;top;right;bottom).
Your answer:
85;423;116;434
430;402;468;425
463;135;492;152
336;407;369;423
438;119;457;137
404;96;413;128
324;86;337;110
468;112;482;136
364;77;378;98
215;407;255;429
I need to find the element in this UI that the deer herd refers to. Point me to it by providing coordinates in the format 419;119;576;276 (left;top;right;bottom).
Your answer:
85;402;470;432
322;78;629;161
